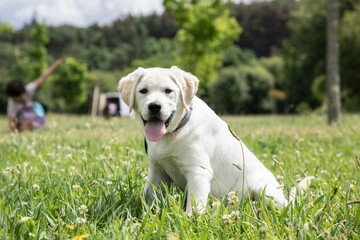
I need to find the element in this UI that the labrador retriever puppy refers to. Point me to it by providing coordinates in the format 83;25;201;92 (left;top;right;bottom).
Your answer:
118;66;289;214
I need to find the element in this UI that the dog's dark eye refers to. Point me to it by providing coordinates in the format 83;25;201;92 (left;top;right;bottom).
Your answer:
165;88;173;94
139;88;148;94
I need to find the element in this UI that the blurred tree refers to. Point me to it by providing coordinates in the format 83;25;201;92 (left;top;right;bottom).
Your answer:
260;56;287;113
340;2;360;111
0;23;14;70
0;23;13;35
282;0;327;112
164;0;242;93
209;67;250;114
0;67;12;113
29;24;49;79
11;23;49;81
232;1;296;56
47;25;81;57
222;45;257;67
326;0;341;125
125;38;181;72
209;47;275;114
282;0;360;112
51;57;88;112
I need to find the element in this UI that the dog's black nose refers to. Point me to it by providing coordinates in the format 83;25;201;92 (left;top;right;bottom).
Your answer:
148;102;161;114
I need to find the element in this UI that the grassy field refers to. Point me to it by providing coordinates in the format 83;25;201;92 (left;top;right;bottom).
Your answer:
0;114;359;239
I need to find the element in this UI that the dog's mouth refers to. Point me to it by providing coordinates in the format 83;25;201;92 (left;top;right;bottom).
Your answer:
142;113;174;142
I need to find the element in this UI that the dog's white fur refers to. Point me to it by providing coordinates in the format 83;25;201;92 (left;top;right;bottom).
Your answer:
118;66;289;214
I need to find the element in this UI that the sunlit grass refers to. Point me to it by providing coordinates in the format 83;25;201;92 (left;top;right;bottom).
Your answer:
0;113;359;239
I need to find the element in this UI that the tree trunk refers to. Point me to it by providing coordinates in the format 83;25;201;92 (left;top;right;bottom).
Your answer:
326;0;341;125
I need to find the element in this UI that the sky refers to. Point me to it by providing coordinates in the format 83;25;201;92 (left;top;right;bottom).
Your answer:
0;0;164;29
0;0;251;29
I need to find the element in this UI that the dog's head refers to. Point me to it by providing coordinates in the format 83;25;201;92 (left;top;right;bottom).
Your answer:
118;66;199;142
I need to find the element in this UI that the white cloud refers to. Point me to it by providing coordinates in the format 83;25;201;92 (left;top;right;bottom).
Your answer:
0;0;164;29
0;0;256;29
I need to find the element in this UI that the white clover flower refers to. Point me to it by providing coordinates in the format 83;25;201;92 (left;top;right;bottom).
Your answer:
78;205;88;214
227;191;238;205
72;184;80;192
230;210;240;219
222;214;232;224
228;191;236;198
320;169;328;175
30;149;36;156
212;201;221;208
310;191;317;199
32;183;40;191
76;217;87;225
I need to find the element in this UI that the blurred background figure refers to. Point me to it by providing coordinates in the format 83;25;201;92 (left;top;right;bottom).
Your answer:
5;59;63;132
96;92;134;119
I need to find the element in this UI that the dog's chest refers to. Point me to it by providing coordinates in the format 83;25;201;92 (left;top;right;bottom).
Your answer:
148;143;188;189
157;156;187;189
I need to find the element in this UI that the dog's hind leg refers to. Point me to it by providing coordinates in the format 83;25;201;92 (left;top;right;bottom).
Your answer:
251;178;289;209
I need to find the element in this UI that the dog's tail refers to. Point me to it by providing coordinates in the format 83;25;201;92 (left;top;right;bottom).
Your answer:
289;176;316;203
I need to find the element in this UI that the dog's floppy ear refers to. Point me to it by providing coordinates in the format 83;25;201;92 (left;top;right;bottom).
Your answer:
170;66;199;110
118;67;144;112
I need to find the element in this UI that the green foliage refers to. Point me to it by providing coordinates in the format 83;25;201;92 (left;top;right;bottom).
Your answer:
45;14;178;71
0;23;13;34
28;24;49;79
222;45;256;67
0;114;359;238
11;47;34;81
126;38;181;72
209;67;250;114
51;58;89;112
210;47;275;114
259;56;284;86
341;2;360;111
281;0;327;112
282;0;360;112
0;67;12;113
0;42;14;69
232;0;296;56
11;24;49;82
89;70;122;93
164;0;242;92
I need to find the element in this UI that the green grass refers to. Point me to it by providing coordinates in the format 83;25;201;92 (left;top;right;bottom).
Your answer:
0;114;359;239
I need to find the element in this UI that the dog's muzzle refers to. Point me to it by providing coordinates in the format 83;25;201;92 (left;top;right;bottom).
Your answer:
142;112;174;128
142;110;174;142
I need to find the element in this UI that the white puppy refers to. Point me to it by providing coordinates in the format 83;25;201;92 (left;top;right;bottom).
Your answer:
118;66;289;214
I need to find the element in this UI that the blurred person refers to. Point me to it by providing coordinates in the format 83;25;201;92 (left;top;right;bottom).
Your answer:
5;59;63;132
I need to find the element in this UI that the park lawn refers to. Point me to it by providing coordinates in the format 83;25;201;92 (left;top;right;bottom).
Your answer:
0;113;359;239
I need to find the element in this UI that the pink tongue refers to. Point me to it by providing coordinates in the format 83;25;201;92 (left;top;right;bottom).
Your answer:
145;119;166;142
